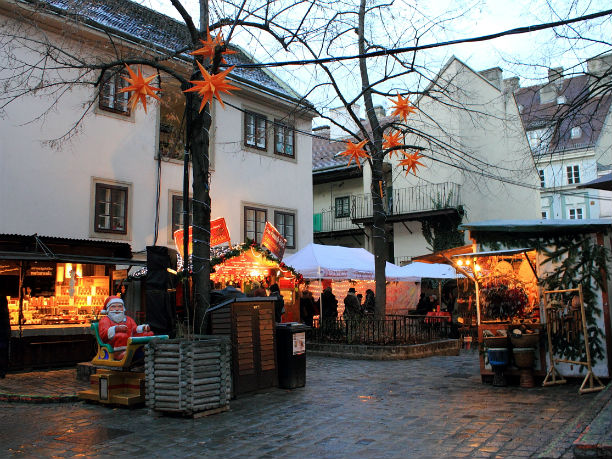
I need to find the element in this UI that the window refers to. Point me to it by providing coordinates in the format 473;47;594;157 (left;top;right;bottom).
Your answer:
335;196;350;218
538;170;545;188
567;165;580;184
568;208;583;219
95;183;128;234
274;121;295;158
571;127;582;139
244;207;267;243
244;112;267;150
526;128;551;154
171;195;193;238
99;71;130;115
541;211;548;219
556;95;567;105
274;211;295;249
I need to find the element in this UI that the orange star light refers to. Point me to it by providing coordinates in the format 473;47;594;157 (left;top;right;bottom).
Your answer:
183;61;240;112
383;130;404;158
190;28;237;63
389;94;417;121
118;64;161;113
339;139;370;169
398;151;425;176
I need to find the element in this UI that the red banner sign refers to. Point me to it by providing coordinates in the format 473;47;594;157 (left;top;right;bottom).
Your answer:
261;222;287;260
210;217;231;247
173;226;192;260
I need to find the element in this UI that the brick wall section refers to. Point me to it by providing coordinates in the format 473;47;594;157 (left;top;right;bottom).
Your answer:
306;339;460;360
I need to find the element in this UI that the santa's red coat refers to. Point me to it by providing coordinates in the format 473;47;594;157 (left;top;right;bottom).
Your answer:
98;315;153;351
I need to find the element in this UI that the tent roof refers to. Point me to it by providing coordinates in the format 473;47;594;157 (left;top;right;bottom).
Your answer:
400;262;461;279
283;243;418;281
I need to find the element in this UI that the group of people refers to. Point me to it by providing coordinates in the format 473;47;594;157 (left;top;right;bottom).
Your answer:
298;285;376;325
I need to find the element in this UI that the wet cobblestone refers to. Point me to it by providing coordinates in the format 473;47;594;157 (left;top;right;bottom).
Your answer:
0;350;604;458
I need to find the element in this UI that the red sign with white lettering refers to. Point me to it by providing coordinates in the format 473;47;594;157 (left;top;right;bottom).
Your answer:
210;218;231;247
261;222;287;260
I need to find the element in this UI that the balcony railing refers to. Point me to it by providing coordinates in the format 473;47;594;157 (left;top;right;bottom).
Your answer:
352;182;461;220
313;209;361;233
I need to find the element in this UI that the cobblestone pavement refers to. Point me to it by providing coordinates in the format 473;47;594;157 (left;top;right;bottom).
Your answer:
0;351;604;458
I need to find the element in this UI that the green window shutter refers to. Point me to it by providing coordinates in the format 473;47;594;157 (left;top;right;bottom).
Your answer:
313;213;322;232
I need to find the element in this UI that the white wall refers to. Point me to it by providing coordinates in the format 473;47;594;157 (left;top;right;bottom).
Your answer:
0;10;313;257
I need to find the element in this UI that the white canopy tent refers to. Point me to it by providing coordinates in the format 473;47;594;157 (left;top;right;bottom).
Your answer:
284;243;418;282
399;262;461;279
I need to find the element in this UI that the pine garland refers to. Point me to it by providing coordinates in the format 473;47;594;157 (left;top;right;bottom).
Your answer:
473;231;610;367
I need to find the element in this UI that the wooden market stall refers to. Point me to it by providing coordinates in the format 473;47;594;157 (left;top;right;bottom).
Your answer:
0;234;146;370
457;219;612;389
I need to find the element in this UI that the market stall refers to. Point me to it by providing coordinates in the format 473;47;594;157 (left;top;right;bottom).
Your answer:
0;234;145;369
456;219;612;388
210;242;302;322
283;243;420;317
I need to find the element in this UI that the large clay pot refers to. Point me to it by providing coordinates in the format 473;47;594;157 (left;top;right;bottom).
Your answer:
512;347;536;388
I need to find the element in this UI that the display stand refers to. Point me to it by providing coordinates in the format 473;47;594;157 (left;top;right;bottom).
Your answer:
542;285;605;394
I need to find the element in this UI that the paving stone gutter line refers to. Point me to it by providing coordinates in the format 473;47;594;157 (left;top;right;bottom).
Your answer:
535;382;612;459
0;392;80;403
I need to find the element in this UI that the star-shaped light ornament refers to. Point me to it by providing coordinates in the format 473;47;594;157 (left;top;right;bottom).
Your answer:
118;64;161;113
389;94;417;121
398;151;425;176
339;139;370;169
190;28;237;63
183;61;240;112
383;130;404;158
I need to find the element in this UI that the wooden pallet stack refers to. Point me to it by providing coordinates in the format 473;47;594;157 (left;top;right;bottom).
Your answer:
145;336;232;417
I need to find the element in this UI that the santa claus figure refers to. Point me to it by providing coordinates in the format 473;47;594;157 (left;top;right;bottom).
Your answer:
98;296;154;360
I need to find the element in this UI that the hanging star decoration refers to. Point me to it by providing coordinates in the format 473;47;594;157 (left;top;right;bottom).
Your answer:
118;64;162;113
183;61;240;112
383;130;404;158
389;94;417;121
398;151;425;176
338;139;370;169
190;28;237;63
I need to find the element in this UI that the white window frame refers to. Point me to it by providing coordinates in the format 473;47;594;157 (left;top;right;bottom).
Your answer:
244;111;268;150
90;178;132;241
567;165;580;185
568;207;584;220
570;127;582;139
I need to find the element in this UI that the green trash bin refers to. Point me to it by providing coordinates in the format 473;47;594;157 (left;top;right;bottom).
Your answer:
275;323;310;389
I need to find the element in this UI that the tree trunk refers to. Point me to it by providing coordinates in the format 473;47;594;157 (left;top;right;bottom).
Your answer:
358;0;386;316
185;88;211;334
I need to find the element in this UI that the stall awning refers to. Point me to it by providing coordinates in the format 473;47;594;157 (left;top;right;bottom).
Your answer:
411;245;474;264
0;250;147;266
459;219;612;234
451;248;534;258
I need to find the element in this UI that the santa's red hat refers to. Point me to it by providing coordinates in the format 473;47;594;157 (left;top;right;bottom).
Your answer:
102;295;124;313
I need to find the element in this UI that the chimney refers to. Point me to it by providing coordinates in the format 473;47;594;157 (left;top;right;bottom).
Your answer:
312;125;330;139
328;104;361;139
373;105;386;119
587;54;612;92
503;77;520;94
479;67;503;90
548;67;563;84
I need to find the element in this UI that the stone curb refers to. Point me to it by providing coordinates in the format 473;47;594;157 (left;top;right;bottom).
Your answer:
307;339;460;360
0;391;81;404
535;382;612;458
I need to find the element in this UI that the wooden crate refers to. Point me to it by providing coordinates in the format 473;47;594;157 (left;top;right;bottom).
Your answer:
145;336;231;417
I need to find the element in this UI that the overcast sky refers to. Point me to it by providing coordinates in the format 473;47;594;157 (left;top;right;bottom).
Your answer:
143;0;611;108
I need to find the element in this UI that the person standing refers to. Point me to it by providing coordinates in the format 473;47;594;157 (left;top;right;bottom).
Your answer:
269;284;284;323
320;286;338;322
0;295;10;378
363;289;376;315
343;287;361;319
300;289;317;327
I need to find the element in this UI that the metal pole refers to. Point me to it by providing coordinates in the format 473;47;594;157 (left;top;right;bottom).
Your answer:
183;148;190;332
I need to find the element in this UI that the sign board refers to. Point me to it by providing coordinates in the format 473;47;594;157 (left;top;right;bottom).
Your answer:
210;217;231;247
261;222;287;260
293;332;306;355
173;226;192;260
112;269;128;281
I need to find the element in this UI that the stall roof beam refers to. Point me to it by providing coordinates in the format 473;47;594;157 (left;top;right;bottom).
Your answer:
450;248;534;258
0;251;147;266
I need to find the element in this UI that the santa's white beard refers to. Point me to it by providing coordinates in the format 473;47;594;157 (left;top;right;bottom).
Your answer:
108;310;126;323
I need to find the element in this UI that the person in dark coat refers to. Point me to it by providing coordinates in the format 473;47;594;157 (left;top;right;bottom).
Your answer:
0;295;10;378
320;286;338;321
249;281;267;297
363;289;376;315
300;289;317;327
343;287;361;319
269;283;284;323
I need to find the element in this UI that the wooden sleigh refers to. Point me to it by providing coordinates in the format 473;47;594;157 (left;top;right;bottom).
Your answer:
79;320;169;406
